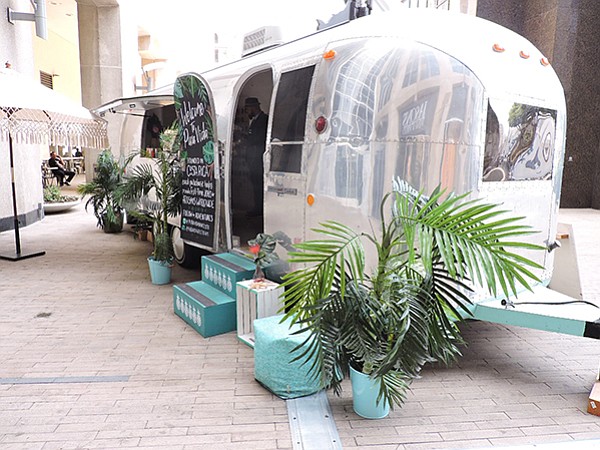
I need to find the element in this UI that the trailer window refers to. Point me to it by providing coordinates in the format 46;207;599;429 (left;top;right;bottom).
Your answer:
270;65;315;173
483;99;557;182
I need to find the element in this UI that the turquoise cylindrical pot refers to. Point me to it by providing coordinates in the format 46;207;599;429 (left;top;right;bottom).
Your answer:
349;365;390;419
148;257;172;285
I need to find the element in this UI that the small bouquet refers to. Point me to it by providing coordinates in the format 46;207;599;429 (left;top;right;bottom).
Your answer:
248;233;278;280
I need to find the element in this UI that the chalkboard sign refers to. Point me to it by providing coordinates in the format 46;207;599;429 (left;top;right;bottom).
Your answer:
174;73;219;249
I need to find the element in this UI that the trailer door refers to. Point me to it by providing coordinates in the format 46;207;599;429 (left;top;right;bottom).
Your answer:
264;65;315;250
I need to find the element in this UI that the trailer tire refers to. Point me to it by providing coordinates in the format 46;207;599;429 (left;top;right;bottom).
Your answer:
171;226;204;268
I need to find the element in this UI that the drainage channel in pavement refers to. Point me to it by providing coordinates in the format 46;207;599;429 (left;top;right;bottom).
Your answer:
287;390;342;450
0;375;130;384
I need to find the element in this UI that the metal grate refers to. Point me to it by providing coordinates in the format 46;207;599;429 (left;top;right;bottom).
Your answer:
40;70;53;89
287;391;342;450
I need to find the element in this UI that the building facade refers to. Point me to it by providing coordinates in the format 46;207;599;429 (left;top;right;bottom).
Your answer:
1;0;599;237
477;0;600;208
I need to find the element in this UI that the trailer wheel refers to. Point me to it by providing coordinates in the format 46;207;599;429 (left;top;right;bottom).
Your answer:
171;226;204;268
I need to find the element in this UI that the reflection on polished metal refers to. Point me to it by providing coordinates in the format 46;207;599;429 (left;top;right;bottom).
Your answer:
97;9;566;293
483;100;556;182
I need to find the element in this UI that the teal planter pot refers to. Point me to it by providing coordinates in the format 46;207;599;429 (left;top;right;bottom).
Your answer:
349;365;390;419
148;257;172;285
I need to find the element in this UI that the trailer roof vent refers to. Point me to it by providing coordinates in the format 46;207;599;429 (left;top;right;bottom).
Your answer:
242;26;284;57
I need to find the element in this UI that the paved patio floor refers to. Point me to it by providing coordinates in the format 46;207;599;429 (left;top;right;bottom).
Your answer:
1;198;600;449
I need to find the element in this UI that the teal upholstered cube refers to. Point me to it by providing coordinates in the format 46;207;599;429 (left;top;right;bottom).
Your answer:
253;315;321;399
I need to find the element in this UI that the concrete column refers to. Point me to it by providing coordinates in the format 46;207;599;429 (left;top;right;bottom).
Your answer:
76;0;122;109
76;0;123;179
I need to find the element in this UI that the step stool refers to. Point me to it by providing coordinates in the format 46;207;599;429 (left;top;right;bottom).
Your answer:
173;281;237;337
201;253;255;299
173;252;257;338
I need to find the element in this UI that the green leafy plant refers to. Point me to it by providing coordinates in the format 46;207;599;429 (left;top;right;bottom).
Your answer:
282;179;544;410
43;186;78;203
248;233;278;280
77;149;124;232
118;124;183;263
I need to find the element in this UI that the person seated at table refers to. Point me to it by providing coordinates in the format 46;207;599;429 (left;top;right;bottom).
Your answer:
48;151;75;186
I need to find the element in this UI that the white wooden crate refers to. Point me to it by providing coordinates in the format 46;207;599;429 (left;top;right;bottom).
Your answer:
236;279;284;348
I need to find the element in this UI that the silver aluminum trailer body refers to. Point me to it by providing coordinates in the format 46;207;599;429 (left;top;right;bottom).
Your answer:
98;9;598;338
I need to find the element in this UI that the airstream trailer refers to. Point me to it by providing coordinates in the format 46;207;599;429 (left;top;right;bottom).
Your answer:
98;9;598;339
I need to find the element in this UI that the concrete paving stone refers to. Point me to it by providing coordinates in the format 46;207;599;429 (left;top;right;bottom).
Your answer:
138;433;232;446
230;415;290;426
96;426;190;439
1;443;45;450
429;412;511;425
16;414;109;426
404;439;493;449
569;432;600;441
475;416;556;430
345;445;401;450
463;398;540;414
507;407;587;420
147;417;233;428
230;430;291;442
182;442;283;450
104;412;191;424
0;424;58;435
0;401;36;411
356;431;444;446
488;433;574;447
2;430;99;444
549;412;600;425
440;427;525;441
420;398;499;412
489;394;566;406
188;423;276;435
55;420;149;433
520;423;600;436
42;437;142;449
152;402;237;415
402;422;482;434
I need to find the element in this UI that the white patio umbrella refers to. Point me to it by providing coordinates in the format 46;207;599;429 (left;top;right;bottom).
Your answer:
0;68;108;261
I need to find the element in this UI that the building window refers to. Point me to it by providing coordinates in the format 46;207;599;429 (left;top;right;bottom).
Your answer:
40;71;53;89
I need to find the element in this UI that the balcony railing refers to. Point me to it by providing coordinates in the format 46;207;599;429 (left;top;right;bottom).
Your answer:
400;0;453;10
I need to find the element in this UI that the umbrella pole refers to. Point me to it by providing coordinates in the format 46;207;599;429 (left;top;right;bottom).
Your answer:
0;135;45;261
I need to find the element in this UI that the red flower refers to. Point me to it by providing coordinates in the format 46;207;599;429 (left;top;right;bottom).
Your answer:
249;244;260;255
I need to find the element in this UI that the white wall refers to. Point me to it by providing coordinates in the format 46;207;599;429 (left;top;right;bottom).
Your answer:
0;0;46;231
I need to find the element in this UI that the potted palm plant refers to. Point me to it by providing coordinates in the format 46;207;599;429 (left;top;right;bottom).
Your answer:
118;124;183;285
282;179;544;419
77;149;124;233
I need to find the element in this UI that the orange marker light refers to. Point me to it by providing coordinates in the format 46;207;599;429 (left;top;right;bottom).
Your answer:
492;43;505;53
519;50;530;59
323;50;336;60
540;57;550;66
307;194;315;206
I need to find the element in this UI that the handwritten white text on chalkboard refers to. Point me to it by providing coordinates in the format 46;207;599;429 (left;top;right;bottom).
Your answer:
179;101;209;148
179;100;205;128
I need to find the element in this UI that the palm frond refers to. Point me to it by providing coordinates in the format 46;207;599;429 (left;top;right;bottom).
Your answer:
284;180;545;410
